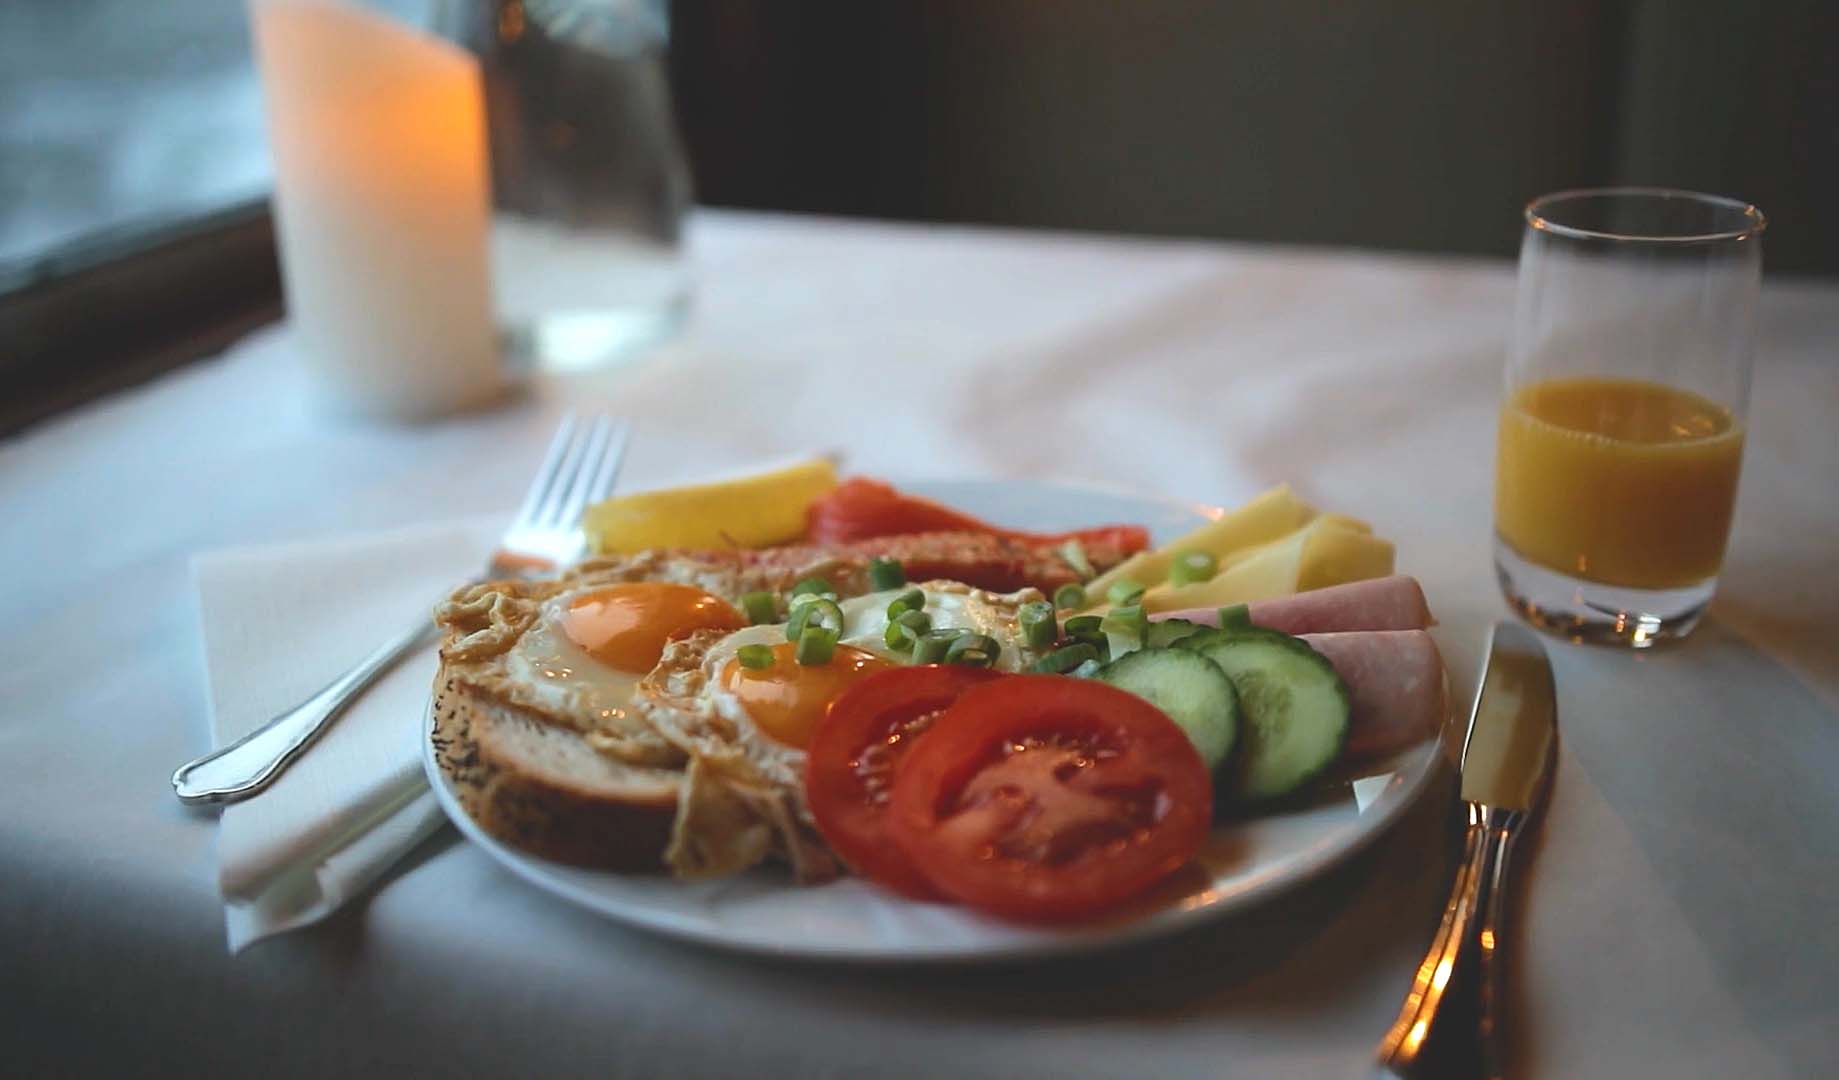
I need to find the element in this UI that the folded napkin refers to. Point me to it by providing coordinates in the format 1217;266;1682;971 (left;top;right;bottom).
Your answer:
194;518;501;951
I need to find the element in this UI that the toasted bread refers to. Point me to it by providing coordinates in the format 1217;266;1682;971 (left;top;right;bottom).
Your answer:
431;676;678;870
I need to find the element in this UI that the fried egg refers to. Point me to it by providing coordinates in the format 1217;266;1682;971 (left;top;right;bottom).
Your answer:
506;581;747;730
699;584;1032;750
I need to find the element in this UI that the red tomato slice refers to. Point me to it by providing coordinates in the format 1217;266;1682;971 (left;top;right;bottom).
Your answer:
804;665;1004;898
886;675;1212;922
806;477;1151;553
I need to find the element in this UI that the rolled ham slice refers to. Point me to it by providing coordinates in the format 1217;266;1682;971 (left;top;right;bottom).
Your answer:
1152;575;1433;635
1300;630;1445;758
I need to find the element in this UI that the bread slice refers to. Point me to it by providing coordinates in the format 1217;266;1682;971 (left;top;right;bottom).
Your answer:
432;675;680;870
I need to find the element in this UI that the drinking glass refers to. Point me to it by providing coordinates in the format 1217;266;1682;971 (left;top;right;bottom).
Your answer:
1494;188;1765;647
439;0;692;373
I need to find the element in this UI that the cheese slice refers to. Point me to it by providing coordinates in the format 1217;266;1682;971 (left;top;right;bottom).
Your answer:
1089;484;1317;594
1139;516;1394;614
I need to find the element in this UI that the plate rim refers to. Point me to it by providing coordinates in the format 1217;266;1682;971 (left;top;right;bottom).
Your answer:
421;477;1446;963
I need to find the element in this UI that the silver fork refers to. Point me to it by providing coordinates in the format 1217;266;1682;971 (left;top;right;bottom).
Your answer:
171;414;630;806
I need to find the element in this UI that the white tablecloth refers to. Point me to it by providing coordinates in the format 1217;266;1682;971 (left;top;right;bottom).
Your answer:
3;211;1835;1077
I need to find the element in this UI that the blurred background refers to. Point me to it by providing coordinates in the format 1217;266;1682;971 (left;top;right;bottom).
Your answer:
3;0;1834;431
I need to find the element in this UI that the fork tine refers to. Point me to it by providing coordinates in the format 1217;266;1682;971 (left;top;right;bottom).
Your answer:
549;414;615;528
580;420;630;506
529;416;597;529
513;413;578;528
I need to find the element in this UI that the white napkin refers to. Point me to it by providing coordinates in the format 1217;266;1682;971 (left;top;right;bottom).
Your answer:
194;518;500;951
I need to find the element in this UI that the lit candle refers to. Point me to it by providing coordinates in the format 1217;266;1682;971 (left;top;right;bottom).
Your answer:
251;0;503;419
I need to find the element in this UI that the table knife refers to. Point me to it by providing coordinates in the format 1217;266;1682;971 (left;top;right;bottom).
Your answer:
1373;620;1558;1079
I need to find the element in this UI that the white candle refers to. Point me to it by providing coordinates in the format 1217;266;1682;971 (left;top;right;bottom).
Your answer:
251;0;503;420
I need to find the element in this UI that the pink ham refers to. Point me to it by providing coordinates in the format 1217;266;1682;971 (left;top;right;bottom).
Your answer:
1300;630;1446;758
1153;575;1433;635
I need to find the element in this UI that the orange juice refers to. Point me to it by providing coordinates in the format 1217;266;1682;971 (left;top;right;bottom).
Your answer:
1494;376;1744;590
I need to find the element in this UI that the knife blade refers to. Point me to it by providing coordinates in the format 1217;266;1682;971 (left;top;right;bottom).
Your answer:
1374;620;1559;1079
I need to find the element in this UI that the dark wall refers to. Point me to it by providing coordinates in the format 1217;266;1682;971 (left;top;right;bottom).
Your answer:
672;1;1837;275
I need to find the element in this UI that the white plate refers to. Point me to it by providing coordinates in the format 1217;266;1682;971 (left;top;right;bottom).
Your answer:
422;479;1446;962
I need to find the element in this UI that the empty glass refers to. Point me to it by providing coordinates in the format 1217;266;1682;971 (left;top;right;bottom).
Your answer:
1494;188;1766;647
440;0;692;373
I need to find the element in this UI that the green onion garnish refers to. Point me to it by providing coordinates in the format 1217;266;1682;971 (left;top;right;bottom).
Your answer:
737;643;775;670
740;591;777;626
886;588;926;622
867;557;907;590
1063;614;1104;641
1059;539;1095;581
1070;658;1105;679
1168;550;1219;586
786;597;845;642
1106;579;1146;607
1018;601;1057;649
945;632;1000;668
1216;602;1252;630
790;576;833;599
795;626;838;665
912;628;961;664
1053;583;1087;611
884;609;932;652
1100;603;1148;650
1029;642;1099;674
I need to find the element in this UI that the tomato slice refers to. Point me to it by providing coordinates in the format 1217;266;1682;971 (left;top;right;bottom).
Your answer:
806;477;1151;552
804;665;1004;898
886;675;1212;922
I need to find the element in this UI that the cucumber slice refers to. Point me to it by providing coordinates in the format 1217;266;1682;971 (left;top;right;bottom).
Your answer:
1146;618;1204;649
1180;628;1350;799
1093;648;1239;769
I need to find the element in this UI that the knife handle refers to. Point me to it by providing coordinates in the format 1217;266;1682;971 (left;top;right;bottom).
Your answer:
1374;802;1508;1079
1476;805;1528;1080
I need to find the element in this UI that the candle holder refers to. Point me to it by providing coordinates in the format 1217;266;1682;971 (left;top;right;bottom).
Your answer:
251;0;506;421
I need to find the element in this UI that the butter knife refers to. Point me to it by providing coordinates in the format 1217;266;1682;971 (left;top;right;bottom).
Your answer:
1373;620;1558;1079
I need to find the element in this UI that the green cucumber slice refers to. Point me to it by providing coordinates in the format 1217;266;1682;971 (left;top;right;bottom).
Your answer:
1180;628;1350;799
1093;647;1239;769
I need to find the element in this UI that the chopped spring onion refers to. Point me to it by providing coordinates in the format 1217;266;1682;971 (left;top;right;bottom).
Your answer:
884;609;932;652
1217;602;1253;630
886;588;926;621
786;597;845;642
945;632;1001;668
790;576;834;599
1070;658;1106;679
1106;579;1146;607
1100;603;1148;655
867;557;907;590
1168;550;1219;586
912;628;962;664
1052;583;1087;611
1059;539;1095;581
1063;614;1104;642
736;643;775;670
1029;642;1100;674
1018;601;1057;649
795;626;838;665
740;591;778;626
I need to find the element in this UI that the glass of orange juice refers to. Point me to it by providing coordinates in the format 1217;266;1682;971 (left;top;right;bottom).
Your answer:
1495;188;1765;647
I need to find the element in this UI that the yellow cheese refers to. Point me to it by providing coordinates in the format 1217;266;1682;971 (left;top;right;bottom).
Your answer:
1139;516;1394;613
1089;484;1317;594
582;458;838;553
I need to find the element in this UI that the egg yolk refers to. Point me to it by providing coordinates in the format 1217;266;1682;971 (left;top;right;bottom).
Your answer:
560;583;745;673
721;642;893;749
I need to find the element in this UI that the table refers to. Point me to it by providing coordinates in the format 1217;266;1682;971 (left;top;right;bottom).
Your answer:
4;211;1835;1077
